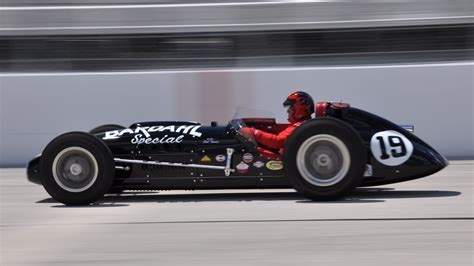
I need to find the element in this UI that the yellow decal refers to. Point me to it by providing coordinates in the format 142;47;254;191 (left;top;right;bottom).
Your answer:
201;155;212;162
266;160;283;171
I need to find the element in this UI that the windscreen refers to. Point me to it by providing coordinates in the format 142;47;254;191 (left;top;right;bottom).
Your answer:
229;107;276;145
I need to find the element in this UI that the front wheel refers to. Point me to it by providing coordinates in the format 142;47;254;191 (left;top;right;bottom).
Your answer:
40;132;115;205
284;118;367;200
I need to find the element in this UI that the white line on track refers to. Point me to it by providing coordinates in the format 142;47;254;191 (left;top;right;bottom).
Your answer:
0;1;339;10
1;61;473;77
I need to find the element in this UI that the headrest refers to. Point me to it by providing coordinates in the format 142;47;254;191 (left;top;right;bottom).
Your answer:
315;101;350;117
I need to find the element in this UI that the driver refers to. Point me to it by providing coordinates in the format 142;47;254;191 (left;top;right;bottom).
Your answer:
240;91;314;154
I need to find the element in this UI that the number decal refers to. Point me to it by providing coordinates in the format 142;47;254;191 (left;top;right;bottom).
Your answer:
370;131;413;166
375;136;389;160
388;136;407;158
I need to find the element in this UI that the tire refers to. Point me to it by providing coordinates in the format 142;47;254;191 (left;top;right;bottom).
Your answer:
40;132;115;205
89;124;125;135
284;118;367;200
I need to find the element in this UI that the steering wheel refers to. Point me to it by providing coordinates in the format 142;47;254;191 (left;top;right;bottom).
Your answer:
229;119;258;148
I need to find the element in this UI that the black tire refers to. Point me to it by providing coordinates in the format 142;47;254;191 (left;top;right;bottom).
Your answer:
40;132;115;205
284;118;367;200
89;124;125;135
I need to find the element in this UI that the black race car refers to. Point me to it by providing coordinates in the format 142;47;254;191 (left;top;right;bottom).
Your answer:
27;101;448;205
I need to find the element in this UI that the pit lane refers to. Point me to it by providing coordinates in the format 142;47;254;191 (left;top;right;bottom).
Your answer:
1;161;472;265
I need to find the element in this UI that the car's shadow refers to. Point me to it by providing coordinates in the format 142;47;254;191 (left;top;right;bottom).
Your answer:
37;187;462;207
352;187;461;199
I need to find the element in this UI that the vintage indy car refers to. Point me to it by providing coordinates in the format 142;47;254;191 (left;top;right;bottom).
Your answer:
27;101;448;205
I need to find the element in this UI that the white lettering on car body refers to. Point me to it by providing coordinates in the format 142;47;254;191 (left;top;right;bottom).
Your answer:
104;130;119;139
189;126;202;137
134;126;151;138
176;125;194;134
131;134;185;144
103;125;202;141
119;128;134;136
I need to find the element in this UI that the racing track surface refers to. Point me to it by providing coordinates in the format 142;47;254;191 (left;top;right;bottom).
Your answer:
1;161;473;265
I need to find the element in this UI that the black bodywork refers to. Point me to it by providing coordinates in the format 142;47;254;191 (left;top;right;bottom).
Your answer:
27;104;448;190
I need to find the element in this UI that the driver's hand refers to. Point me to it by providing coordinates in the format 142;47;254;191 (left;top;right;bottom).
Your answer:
240;127;257;138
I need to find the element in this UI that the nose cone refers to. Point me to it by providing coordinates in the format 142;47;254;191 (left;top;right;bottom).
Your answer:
428;148;449;172
409;141;449;177
26;155;42;185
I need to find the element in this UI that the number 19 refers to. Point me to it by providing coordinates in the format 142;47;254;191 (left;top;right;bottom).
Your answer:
376;136;407;160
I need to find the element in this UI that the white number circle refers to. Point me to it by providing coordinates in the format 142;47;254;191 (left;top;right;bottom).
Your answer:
370;130;413;166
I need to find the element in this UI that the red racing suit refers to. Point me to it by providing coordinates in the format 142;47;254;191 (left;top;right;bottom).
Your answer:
240;122;302;154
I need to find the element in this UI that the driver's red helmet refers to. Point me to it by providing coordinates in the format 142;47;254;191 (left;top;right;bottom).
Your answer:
283;91;314;123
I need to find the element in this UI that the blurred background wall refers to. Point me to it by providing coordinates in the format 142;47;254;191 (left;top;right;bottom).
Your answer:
0;0;473;166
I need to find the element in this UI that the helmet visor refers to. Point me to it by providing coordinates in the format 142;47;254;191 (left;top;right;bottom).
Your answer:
283;98;296;107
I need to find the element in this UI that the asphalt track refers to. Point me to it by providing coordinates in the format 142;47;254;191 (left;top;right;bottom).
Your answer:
1;161;473;265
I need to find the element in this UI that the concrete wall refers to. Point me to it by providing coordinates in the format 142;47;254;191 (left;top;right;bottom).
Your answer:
1;62;473;166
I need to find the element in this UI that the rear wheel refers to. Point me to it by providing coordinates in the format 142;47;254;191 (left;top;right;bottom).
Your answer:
40;132;115;205
284;118;366;200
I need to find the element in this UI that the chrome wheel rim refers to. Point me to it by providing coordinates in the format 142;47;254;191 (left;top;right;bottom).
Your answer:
52;147;98;192
296;134;350;187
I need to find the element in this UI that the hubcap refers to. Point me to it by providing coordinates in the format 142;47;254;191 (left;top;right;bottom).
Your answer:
317;154;331;167
70;163;83;176
296;134;350;187
52;147;98;193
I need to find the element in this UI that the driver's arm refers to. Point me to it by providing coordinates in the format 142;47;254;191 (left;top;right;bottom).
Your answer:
241;124;297;150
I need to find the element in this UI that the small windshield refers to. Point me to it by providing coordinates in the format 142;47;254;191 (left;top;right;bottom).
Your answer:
228;107;275;147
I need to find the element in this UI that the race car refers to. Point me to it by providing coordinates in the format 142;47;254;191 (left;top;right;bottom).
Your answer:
27;101;448;205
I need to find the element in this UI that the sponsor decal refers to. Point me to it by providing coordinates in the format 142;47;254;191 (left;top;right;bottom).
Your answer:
370;130;413;166
104;125;202;139
243;153;254;163
253;161;264;168
103;125;202;145
200;155;212;162
203;138;219;144
236;161;249;174
266;160;283;171
215;155;226;162
132;134;183;145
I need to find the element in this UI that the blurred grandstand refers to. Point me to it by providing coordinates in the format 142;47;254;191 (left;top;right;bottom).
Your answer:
0;0;472;72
